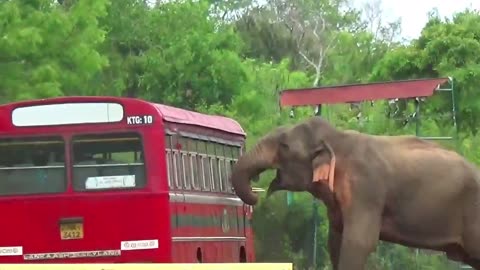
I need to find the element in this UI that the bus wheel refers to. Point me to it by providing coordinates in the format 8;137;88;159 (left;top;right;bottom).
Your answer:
196;247;203;263
239;246;246;262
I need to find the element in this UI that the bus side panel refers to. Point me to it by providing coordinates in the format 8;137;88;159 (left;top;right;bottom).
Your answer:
169;196;248;263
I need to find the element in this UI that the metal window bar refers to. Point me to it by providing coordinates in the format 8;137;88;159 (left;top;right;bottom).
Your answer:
200;154;210;191
181;152;191;190
172;150;182;189
166;149;173;188
225;158;234;193
190;153;200;190
209;156;218;191
0;165;65;170
196;154;207;191
73;163;144;168
218;157;225;192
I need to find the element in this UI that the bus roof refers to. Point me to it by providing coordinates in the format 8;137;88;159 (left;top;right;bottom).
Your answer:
0;96;246;136
154;103;246;136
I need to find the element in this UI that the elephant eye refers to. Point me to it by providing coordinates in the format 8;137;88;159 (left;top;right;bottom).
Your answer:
280;142;289;150
313;146;325;156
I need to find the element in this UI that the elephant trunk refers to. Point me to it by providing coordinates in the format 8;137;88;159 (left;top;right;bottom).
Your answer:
231;134;280;205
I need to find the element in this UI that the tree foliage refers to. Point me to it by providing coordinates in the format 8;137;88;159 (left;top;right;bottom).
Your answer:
0;0;109;102
2;0;478;269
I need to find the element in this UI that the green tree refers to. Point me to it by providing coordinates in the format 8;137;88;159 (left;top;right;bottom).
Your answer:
0;0;109;102
371;9;480;137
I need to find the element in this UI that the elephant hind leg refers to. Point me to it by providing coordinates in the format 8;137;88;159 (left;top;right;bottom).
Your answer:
463;257;480;270
445;245;480;270
462;228;480;269
445;245;468;262
462;197;480;259
463;221;480;260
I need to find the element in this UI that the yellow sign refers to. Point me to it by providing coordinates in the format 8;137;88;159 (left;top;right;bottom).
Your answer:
0;263;292;270
60;223;84;240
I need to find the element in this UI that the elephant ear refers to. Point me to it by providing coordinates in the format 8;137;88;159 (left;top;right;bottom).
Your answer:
311;141;336;192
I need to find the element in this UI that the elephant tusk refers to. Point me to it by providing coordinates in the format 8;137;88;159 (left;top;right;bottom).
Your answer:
312;146;336;193
328;155;336;192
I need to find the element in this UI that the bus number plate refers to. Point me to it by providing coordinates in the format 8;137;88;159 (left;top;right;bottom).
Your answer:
60;223;84;240
126;115;153;125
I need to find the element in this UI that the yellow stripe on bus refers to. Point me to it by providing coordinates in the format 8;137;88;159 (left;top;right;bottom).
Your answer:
0;263;293;270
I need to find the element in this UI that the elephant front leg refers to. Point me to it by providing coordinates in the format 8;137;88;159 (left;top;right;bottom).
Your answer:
337;208;382;270
328;226;342;270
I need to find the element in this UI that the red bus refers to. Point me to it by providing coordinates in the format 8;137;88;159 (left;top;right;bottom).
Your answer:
0;96;255;263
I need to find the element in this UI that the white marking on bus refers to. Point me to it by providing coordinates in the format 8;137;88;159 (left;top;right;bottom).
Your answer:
0;246;22;256
121;239;159;251
127;116;142;125
23;250;120;260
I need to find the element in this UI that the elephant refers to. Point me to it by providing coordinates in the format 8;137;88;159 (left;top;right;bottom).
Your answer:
229;116;480;270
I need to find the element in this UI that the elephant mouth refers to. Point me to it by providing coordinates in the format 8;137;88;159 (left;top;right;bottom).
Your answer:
230;128;288;205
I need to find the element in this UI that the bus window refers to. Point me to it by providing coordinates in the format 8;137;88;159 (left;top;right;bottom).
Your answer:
165;135;172;149
0;136;66;195
178;137;188;151
206;142;215;155
187;138;196;152
197;140;207;155
215;143;224;157
232;146;240;159
224;145;233;159
72;132;146;191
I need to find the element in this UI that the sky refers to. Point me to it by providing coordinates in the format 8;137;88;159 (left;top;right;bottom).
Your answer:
353;0;480;40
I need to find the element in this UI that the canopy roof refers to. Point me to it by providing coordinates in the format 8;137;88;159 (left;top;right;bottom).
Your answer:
279;78;450;107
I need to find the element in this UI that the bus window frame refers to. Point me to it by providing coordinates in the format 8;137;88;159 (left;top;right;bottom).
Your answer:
70;131;148;193
163;128;245;194
0;134;68;196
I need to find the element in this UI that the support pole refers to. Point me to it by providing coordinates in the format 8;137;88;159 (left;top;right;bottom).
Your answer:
312;104;322;269
415;98;421;137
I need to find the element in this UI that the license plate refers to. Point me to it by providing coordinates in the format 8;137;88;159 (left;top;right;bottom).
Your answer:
60;223;84;240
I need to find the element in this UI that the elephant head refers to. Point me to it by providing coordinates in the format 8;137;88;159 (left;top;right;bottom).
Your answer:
230;117;345;205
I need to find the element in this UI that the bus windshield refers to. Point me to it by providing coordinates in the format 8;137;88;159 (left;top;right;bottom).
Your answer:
72;132;147;191
0;136;66;196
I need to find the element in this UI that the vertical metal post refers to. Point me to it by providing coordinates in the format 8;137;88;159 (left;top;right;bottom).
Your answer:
450;79;461;153
415;99;421;137
312;104;322;269
312;199;319;268
286;192;293;206
451;78;457;130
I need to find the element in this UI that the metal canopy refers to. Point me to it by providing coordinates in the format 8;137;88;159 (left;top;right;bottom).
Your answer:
279;77;457;141
279;78;450;107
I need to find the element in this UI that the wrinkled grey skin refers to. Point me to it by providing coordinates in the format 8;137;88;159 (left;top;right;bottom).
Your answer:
230;117;480;270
